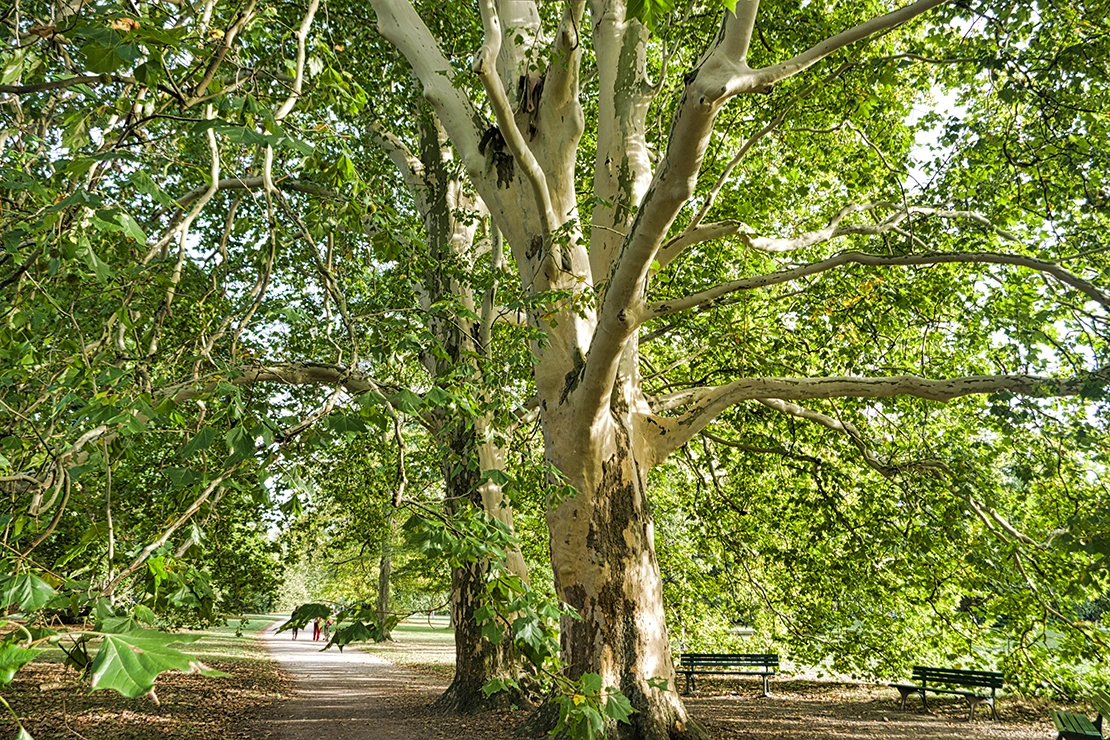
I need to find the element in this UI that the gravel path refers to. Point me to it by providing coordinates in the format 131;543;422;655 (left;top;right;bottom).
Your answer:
255;620;450;740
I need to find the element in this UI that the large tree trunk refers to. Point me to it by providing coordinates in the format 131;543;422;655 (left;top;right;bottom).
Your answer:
543;409;705;740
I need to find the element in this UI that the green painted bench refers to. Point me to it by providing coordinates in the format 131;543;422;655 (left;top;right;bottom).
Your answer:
1051;689;1109;740
892;666;1004;721
677;653;778;696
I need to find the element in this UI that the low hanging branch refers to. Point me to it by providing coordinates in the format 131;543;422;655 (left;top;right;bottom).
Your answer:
648;249;1110;320
651;366;1109;460
104;465;241;594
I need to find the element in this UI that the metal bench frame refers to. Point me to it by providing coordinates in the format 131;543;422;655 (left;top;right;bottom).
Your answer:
678;652;778;697
892;666;1004;721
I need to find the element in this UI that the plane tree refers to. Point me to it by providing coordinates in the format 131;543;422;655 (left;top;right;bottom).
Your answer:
2;0;1109;738
356;0;1110;736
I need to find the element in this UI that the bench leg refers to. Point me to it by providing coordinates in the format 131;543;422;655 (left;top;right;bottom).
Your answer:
761;674;770;698
965;696;996;722
682;672;691;696
895;687;915;710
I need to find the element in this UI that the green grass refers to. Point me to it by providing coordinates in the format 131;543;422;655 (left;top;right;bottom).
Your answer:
32;612;282;664
178;612;282;662
354;619;457;678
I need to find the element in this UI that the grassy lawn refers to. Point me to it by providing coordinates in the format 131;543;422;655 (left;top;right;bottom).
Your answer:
354;617;457;680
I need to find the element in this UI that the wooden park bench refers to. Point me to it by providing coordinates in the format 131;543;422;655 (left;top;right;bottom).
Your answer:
891;666;1004;721
678;653;778;696
1051;688;1110;740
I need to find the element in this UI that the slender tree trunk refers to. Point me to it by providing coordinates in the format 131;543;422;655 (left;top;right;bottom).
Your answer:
377;506;393;640
405;110;531;713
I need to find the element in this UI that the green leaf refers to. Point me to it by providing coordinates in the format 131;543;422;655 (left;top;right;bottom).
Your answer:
482;677;506;696
132;604;157;626
80;242;113;282
117;213;147;244
481;620;504;644
604;690;636;724
0;573;56;613
280;602;333;633
323;414;368;435
181;427;216;458
425;386;454;407
1;51;24;85
0;644;39;683
580;672;603;693
626;0;673;31
62;114;91;151
224;425;254;462
16;727;34;740
83;44;125;74
88;630;208;697
388;389;423;414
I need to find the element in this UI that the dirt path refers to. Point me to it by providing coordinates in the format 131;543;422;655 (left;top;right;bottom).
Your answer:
255;620;452;740
252;619;1058;740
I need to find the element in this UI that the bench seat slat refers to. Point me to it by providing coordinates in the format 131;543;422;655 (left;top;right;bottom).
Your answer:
1051;709;1100;740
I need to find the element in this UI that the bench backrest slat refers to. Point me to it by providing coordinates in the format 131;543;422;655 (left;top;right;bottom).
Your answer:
680;653;778;668
911;666;1004;689
1091;688;1110;716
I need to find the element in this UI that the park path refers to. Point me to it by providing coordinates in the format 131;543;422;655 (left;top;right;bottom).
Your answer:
254;619;450;740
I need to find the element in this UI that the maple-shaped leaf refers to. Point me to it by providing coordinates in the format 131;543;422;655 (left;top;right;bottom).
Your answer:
0;573;55;614
88;630;210;698
0;644;39;683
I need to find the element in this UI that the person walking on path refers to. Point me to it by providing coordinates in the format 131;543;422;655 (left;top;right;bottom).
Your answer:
312;617;321;641
291;623;299;640
323;617;332;641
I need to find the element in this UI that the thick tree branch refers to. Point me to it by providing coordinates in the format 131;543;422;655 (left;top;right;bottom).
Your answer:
651;368;1108;460
746;0;951;91
723;0;761;63
473;0;557;233
649;249;1110;319
545;0;586;109
171;362;394;404
369;121;424;192
577;0;922;430
367;0;486;187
